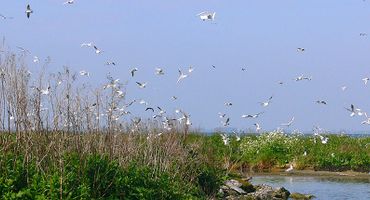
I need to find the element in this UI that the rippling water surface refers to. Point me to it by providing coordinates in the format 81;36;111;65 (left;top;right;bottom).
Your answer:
251;176;370;200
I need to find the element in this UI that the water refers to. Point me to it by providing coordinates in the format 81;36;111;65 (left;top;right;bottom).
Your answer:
251;175;370;200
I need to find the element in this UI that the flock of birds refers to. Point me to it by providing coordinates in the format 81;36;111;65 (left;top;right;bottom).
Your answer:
1;3;370;144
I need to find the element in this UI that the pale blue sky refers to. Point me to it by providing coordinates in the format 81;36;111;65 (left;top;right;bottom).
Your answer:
2;0;370;133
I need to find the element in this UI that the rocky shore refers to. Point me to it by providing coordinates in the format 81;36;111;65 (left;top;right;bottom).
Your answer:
218;179;314;200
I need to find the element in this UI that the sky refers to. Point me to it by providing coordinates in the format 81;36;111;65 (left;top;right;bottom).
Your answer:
1;0;370;133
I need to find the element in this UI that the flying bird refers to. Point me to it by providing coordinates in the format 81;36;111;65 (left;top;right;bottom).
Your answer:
297;47;305;52
93;46;102;54
260;96;273;107
63;0;75;4
145;107;154;112
79;70;89;76
131;68;138;77
197;11;216;21
188;66;194;73
106;61;116;66
295;75;311;81
362;77;369;85
81;42;93;47
316;100;327;105
136;82;147;89
224;102;232;106
281;117;295;127
155;68;164;75
0;14;13;20
254;123;261;132
241;112;264;119
345;104;363;117
177;69;188;83
25;4;33;19
222;118;230;127
33;56;39;63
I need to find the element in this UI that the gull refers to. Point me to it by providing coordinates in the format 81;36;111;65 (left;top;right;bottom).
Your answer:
362;77;369;85
341;86;347;91
345;104;363;117
285;164;294;172
25;4;33;19
157;107;166;115
33;56;39;63
295;75;311;81
224;102;232;106
155;68;164;75
297;47;305;52
241;112;264;119
64;0;75;4
81;42;93;47
260;96;273;107
93;45;102;54
316;100;327;105
79;70;89;76
106;61;116;66
131;68;138;77
197;11;216;21
281;117;295;127
254;123;261;132
177;69;188;83
136;82;147;89
188;66;194;73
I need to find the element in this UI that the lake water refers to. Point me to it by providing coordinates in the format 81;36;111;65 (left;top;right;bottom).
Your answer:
251;175;370;200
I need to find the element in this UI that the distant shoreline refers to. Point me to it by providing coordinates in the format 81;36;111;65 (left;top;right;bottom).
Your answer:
248;170;370;181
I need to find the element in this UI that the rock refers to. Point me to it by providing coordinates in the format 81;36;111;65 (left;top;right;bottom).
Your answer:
224;179;247;194
244;184;290;200
290;192;315;200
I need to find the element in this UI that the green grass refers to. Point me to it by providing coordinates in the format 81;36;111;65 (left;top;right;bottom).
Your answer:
0;131;369;199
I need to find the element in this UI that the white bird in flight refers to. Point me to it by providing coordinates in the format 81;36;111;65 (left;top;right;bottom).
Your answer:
241;112;264;119
136;82;147;89
295;75;312;81
254;123;261;132
260;96;273;107
281;117;295;127
33;56;39;63
345;104;363;117
197;11;216;21
131;68;138;77
297;47;305;52
64;0;75;5
93;45;103;54
79;70;89;76
362;77;369;85
177;69;188;83
81;42;93;48
155;68;164;75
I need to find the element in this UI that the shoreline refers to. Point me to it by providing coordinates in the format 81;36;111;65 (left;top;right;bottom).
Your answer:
247;169;370;181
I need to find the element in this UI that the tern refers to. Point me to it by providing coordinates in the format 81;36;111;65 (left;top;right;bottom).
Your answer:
0;14;13;20
297;48;305;52
81;42;93;47
341;86;347;91
188;66;194;73
93;46;102;54
79;70;89;76
171;96;178;100
155;68;164;75
39;86;51;95
362;77;369;85
16;46;30;54
254;123;261;132
197;11;216;21
241;112;263;119
345;104;363;117
220;133;229;145
260;96;273;107
316;100;327;105
281;117;295;127
33;56;39;63
361;113;370;125
295;75;312;81
64;0;75;4
131;68;138;77
224;102;232;106
222;118;230;127
218;112;226;118
177;69;188;83
136;82;147;89
25;4;33;19
106;61;116;66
